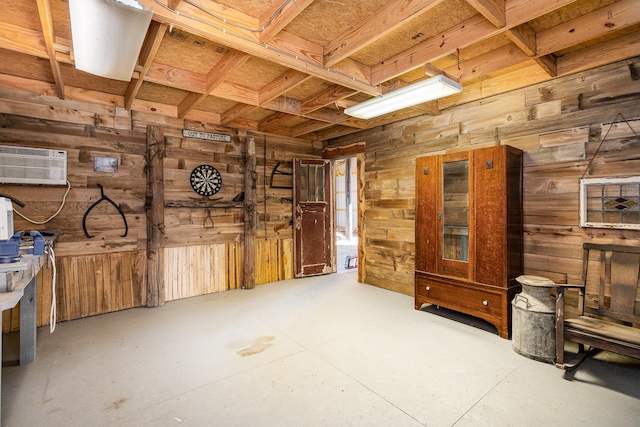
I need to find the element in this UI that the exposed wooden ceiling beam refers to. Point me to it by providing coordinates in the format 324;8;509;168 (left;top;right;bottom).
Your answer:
258;69;311;104
445;43;530;81
372;0;578;84
300;85;358;115
221;104;256;125
259;112;293;131
136;0;381;96
0;21;49;60
259;0;315;43
177;50;250;118
536;0;640;56
465;0;506;28
125;22;167;110
323;0;444;67
262;95;301;115
557;30;640;76
35;0;64;99
290;119;334;137
505;23;535;56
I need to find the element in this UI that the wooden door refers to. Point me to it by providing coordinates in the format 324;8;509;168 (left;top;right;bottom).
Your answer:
293;159;334;277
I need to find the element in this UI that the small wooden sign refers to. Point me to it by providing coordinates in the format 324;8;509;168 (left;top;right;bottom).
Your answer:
182;129;231;142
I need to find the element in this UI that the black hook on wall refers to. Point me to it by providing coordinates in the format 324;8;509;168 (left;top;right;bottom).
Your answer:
82;184;128;238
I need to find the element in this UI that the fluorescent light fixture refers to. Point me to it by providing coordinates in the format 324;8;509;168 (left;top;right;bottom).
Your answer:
69;0;153;81
344;75;462;120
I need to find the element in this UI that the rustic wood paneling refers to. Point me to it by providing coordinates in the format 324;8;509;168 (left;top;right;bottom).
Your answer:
0;84;317;331
329;57;640;305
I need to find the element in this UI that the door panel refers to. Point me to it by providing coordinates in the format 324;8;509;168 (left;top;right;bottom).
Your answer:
293;159;334;277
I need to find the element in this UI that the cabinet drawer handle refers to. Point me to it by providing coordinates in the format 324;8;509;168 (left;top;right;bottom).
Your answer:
426;286;431;291
482;300;488;306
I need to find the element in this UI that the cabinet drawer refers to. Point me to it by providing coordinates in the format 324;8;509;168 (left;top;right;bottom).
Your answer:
416;274;503;317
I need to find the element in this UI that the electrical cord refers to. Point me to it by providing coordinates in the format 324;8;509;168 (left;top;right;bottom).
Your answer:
48;245;57;333
14;180;71;224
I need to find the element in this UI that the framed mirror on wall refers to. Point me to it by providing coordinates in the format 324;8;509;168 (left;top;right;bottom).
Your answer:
579;176;640;230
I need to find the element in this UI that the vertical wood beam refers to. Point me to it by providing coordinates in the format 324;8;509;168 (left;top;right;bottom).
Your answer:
146;126;165;307
356;153;365;284
345;157;353;242
242;132;257;289
36;0;64;98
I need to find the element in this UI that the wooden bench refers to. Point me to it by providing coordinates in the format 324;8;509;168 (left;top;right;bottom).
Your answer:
555;243;640;370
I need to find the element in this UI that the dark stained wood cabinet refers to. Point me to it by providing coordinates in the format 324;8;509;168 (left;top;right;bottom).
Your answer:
414;145;523;338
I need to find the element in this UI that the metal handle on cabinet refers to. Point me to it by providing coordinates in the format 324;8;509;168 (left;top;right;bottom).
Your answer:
482;300;488;306
426;286;430;291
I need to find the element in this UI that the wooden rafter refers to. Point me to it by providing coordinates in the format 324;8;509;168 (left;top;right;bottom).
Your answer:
259;0;315;43
372;0;578;84
36;0;64;98
136;0;381;96
125;21;168;110
324;0;444;67
259;69;311;105
465;0;506;28
177;49;249;118
300;85;358;115
536;0;640;56
221;104;256;125
445;44;529;81
557;30;640;76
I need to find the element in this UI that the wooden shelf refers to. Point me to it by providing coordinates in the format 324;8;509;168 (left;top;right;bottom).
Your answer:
164;200;244;209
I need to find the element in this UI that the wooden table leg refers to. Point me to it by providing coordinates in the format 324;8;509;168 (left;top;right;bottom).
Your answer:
19;276;36;365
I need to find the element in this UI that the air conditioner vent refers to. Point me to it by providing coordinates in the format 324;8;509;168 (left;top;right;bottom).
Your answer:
0;145;67;185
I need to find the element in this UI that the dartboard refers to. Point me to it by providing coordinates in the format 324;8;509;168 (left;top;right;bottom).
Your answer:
190;164;222;196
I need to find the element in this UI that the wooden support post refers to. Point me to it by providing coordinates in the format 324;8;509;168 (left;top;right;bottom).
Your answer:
345;157;352;241
146;126;165;307
19;276;37;365
242;132;257;289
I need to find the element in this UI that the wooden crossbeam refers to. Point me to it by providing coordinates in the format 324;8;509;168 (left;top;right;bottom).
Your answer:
125;22;167;110
259;0;315;43
324;0;443;67
36;0;64;99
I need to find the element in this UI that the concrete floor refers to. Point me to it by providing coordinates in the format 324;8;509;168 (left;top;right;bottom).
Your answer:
2;273;640;427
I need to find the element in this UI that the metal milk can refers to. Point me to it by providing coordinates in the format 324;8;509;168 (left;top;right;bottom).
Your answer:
511;275;556;363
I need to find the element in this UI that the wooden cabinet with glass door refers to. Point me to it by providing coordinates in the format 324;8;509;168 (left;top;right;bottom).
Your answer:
414;145;523;338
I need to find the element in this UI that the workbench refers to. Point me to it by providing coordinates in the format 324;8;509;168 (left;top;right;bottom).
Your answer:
0;252;47;421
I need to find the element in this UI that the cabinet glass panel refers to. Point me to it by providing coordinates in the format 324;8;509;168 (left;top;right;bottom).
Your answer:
442;160;469;261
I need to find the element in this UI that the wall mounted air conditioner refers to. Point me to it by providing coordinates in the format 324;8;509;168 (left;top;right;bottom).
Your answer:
0;145;67;185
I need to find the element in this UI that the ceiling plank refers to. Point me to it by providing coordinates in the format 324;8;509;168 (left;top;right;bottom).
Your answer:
446;43;530;81
300;85;358;115
145;62;206;93
0;22;48;59
290;119;334;137
465;0;506;28
259;69;312;104
177;50;250;118
259;0;315;43
125;22;167;110
324;0;444;67
303;108;338;123
533;55;557;77
536;0;640;56
136;0;381;95
221;103;256;125
505;23;536;56
259;112;292;131
262;96;301;115
557;30;640;76
372;0;578;83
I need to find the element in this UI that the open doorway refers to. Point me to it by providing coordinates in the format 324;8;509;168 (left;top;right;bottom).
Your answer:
334;157;358;273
